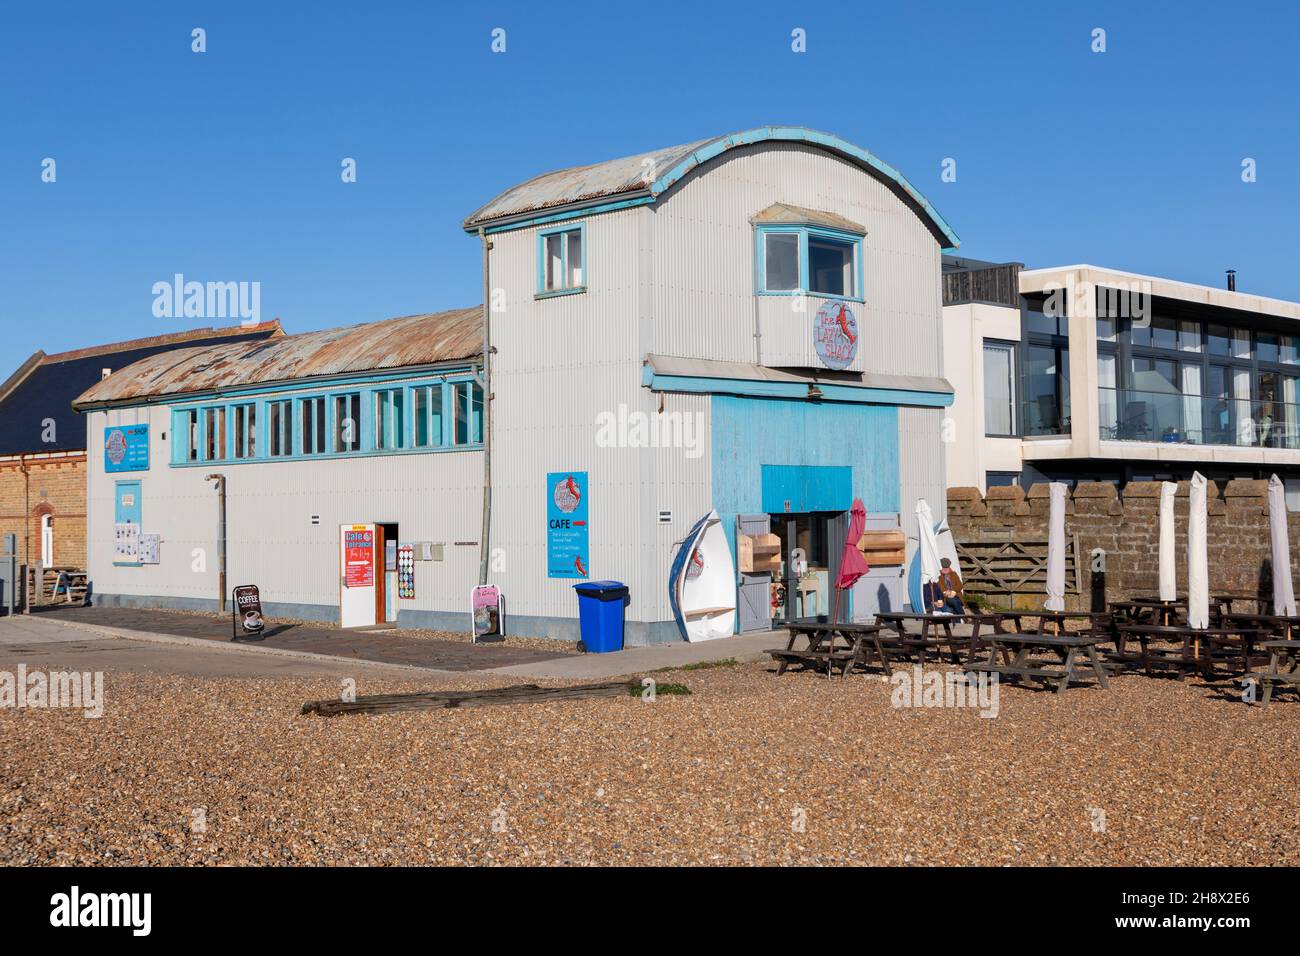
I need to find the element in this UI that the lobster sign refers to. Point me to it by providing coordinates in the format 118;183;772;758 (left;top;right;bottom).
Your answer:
813;301;859;371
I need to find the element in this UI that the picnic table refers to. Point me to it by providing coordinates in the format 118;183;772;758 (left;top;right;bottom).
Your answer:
1007;610;1109;636
1218;612;1300;641
768;620;892;679
1111;599;1185;626
873;611;1003;665
969;632;1111;694
1110;623;1263;680
1248;640;1300;706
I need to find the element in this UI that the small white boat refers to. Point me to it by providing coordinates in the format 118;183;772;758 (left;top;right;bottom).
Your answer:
669;510;737;642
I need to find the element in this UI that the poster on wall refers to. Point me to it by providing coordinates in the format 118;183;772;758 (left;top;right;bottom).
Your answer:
397;544;415;598
343;527;374;588
138;533;160;565
104;424;150;472
471;584;504;642
547;471;589;578
114;522;140;562
812;301;859;370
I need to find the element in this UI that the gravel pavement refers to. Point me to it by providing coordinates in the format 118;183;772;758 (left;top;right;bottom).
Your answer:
2;660;1296;866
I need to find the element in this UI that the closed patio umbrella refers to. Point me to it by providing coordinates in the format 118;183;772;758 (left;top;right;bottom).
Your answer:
1158;481;1178;603
1044;482;1067;612
1187;472;1209;630
915;499;941;612
1268;474;1296;617
833;498;870;624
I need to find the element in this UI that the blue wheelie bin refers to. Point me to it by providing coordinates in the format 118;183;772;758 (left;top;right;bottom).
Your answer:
572;580;629;653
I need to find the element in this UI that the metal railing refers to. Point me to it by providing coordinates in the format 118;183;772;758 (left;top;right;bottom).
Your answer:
1098;387;1300;449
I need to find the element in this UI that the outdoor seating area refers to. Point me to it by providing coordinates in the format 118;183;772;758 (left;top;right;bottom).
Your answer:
766;476;1300;704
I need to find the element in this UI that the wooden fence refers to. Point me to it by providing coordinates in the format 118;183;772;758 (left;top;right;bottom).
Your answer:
955;535;1082;608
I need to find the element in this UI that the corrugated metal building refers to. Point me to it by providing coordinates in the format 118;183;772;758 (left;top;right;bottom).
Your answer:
76;126;956;641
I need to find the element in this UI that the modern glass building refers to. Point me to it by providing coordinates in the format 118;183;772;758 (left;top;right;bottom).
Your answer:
944;260;1300;502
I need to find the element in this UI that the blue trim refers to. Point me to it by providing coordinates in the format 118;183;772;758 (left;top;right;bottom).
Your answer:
651;127;959;249
643;368;954;408
535;221;587;295
482;195;653;235
469;128;959;248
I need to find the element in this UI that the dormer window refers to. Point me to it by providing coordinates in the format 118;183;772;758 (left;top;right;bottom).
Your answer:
753;203;864;301
537;223;586;296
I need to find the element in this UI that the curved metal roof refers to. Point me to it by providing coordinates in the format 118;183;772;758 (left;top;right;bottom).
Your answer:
462;126;959;249
73;308;482;409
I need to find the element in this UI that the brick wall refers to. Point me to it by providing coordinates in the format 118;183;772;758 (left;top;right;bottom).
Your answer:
947;479;1288;611
0;455;88;569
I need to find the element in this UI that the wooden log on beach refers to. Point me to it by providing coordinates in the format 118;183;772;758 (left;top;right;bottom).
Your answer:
301;680;641;716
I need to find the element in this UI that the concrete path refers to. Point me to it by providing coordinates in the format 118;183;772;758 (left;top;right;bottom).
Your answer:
2;611;786;681
0;614;427;680
26;605;568;671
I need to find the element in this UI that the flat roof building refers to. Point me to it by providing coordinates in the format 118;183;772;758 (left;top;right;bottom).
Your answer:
943;258;1300;503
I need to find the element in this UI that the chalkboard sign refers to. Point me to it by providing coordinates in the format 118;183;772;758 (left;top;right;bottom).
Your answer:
232;584;265;640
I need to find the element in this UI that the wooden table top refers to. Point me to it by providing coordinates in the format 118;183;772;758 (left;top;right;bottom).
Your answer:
785;620;882;634
1262;639;1300;650
1118;623;1261;637
987;632;1102;648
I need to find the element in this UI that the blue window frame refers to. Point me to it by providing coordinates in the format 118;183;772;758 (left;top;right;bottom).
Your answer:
755;224;863;301
373;388;405;450
165;373;482;466
536;222;586;296
300;396;327;455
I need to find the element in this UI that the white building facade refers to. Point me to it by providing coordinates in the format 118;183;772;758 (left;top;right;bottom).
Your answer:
79;127;959;642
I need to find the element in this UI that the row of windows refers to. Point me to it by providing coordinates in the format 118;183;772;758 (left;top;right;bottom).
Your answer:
532;220;864;301
172;379;483;464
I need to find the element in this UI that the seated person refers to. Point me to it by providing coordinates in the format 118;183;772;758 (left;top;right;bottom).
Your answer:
924;557;966;614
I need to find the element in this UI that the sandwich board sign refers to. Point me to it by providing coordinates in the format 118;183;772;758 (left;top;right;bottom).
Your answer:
232;584;265;640
471;585;503;642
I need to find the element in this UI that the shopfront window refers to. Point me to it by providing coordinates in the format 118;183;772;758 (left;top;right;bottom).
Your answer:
268;400;293;456
232;403;256;459
203;406;226;461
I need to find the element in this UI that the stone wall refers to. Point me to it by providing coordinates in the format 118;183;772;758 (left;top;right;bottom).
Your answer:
947;480;1289;611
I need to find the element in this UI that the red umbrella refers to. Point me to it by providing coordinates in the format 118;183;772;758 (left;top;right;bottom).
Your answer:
835;499;870;598
826;499;869;674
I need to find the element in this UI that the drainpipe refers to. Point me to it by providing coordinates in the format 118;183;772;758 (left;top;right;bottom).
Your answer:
205;474;227;610
20;455;30;609
477;227;493;586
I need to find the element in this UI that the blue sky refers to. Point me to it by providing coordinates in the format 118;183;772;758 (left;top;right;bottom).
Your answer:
3;0;1298;360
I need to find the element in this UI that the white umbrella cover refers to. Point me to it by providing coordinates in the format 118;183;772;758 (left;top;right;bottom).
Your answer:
1158;481;1178;603
1044;482;1067;611
1187;472;1209;629
915;499;941;590
1268;474;1296;617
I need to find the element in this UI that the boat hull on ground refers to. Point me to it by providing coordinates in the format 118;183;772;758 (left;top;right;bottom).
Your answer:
669;510;737;642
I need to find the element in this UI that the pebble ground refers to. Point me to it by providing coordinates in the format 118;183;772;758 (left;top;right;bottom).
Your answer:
2;661;1296;865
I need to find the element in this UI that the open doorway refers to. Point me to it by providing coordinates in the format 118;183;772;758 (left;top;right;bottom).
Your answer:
771;512;836;623
377;523;399;624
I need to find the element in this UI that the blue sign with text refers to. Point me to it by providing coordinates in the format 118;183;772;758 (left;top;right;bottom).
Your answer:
547;471;589;578
104;424;150;473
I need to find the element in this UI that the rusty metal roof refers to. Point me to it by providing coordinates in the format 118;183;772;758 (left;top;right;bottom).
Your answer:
462;126;960;250
462;137;712;229
73;308;482;409
751;202;866;235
